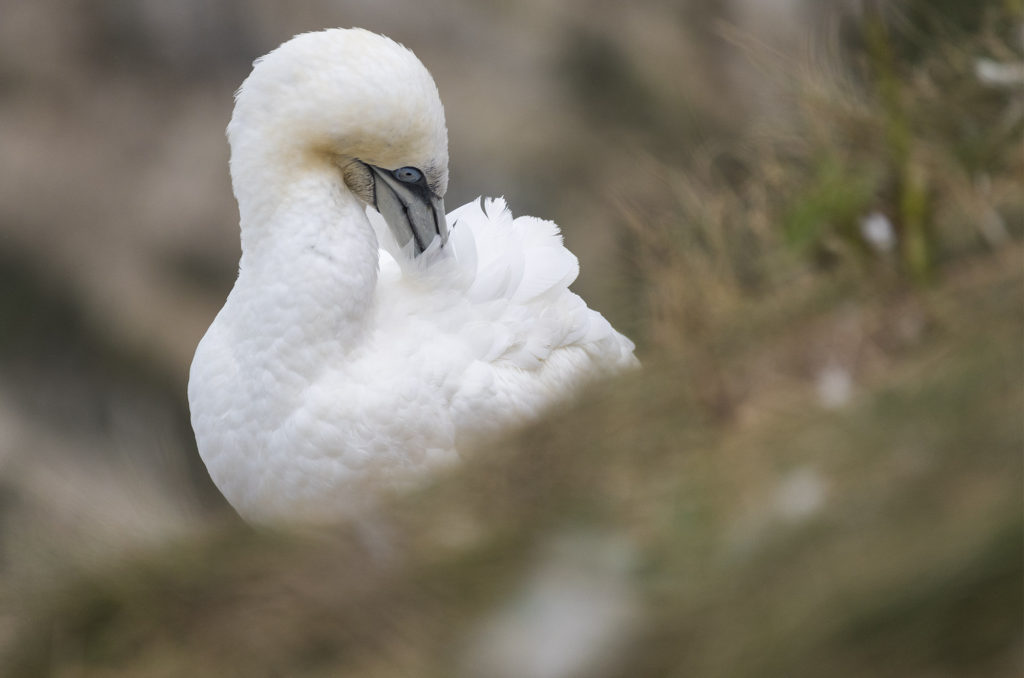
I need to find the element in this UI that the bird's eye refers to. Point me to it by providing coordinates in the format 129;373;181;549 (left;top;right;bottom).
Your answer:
392;166;423;183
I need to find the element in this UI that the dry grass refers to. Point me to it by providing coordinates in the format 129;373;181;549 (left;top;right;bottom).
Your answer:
624;2;1022;358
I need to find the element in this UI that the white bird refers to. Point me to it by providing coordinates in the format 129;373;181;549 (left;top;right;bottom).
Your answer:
188;28;637;524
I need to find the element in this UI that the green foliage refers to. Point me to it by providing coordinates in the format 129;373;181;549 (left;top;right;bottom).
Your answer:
781;155;879;253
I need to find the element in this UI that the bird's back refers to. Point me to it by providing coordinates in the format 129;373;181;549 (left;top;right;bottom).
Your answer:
372;197;637;443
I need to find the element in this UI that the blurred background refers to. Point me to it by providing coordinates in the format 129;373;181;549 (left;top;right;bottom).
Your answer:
0;1;1021;676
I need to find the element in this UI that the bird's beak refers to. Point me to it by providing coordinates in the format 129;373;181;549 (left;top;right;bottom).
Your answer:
369;165;447;256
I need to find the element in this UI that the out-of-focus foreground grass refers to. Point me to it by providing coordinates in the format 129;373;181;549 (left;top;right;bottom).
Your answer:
4;2;1023;676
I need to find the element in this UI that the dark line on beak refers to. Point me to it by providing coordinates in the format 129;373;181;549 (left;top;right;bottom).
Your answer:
401;198;427;254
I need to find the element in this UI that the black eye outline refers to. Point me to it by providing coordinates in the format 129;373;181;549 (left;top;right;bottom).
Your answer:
392;166;423;184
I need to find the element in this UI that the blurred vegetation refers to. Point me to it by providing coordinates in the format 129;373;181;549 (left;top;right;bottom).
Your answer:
3;0;1023;676
613;1;1023;350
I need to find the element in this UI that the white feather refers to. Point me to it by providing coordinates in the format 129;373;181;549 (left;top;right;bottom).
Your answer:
188;28;637;524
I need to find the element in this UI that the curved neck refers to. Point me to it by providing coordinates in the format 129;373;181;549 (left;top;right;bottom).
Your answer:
230;137;379;352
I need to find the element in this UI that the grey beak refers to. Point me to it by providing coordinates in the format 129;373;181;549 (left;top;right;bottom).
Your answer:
369;165;447;256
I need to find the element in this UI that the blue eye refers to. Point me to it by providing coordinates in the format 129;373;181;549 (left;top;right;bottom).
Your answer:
393;166;423;183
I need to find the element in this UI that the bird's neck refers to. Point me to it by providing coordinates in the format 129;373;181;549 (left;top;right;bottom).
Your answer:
230;144;380;352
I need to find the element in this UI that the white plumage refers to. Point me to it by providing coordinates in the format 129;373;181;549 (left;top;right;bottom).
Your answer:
188;28;636;523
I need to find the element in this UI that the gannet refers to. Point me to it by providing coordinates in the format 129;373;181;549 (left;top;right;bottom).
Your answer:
188;28;637;523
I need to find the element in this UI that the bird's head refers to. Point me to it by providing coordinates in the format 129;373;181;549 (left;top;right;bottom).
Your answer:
229;28;449;254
